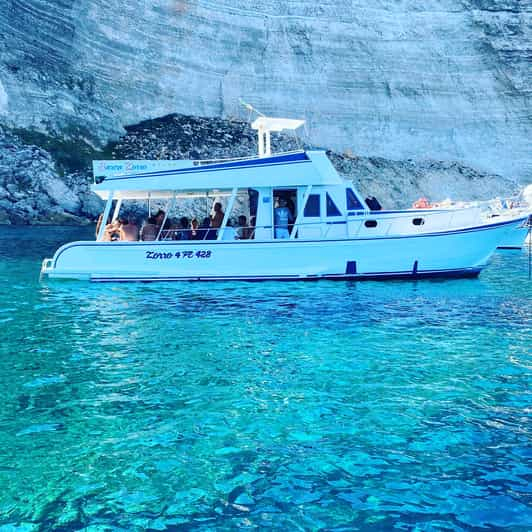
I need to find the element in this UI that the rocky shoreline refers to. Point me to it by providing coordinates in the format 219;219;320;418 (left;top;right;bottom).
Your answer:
0;114;522;225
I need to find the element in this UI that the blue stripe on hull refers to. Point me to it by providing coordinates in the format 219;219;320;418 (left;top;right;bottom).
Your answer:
90;267;482;283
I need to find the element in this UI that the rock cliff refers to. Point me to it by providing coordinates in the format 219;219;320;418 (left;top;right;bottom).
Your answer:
0;0;530;181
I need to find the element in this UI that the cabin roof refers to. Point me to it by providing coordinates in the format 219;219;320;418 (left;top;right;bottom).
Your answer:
91;150;344;199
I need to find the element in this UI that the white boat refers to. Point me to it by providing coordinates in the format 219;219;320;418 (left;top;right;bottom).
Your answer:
41;117;528;282
482;192;532;249
428;193;532;249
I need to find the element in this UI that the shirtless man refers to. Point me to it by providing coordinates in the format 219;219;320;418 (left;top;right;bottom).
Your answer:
210;202;224;229
119;217;139;241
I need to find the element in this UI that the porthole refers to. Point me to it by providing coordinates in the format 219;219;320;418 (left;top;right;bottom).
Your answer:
364;220;378;228
412;218;425;226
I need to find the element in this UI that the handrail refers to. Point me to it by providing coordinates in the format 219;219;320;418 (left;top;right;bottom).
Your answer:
154;218;356;242
155;219;341;241
116;208;489;242
192;149;305;166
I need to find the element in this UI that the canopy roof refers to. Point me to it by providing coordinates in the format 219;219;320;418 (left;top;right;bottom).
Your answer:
91;150;344;200
251;117;305;132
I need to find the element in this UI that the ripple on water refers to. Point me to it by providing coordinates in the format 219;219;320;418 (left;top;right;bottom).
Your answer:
0;227;530;529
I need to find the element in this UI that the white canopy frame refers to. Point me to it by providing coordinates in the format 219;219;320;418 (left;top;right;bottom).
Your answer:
96;191;114;241
290;185;313;240
217;188;238;241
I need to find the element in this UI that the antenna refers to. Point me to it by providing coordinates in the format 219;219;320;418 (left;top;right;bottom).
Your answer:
239;99;265;118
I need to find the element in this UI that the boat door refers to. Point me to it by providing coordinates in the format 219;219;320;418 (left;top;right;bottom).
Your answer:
272;189;297;239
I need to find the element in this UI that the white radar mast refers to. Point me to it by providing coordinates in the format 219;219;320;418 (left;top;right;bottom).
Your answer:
240;100;305;158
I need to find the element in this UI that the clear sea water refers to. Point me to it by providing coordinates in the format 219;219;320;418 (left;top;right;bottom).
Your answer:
0;226;531;531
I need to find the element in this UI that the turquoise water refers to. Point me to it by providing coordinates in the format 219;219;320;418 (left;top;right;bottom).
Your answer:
0;226;531;531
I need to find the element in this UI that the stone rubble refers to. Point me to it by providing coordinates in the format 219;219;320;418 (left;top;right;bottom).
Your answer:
0;126;99;224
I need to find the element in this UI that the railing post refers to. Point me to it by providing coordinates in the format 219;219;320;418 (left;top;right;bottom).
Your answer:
217;188;238;240
111;198;122;222
257;127;265;158
96;192;114;241
290;185;312;240
156;194;176;241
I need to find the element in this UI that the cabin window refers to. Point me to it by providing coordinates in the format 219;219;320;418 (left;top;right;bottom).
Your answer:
304;194;321;217
326;193;341;217
346;189;364;210
248;189;259;218
412;218;425;226
364;220;378;228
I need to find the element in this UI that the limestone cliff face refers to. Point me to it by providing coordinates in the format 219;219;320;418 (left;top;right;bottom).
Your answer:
0;0;530;180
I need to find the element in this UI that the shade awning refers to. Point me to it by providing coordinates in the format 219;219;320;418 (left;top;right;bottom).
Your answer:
251;117;305;132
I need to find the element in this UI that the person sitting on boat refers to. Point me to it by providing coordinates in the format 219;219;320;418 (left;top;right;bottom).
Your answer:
237;215;250;239
413;197;431;209
140;216;159;241
200;217;217;240
154;209;166;227
119;217;139;241
96;214;121;241
162;218;179;240
176;216;190;240
190;218;200;240
222;219;238;240
210;202;224;229
102;219;121;241
274;198;294;239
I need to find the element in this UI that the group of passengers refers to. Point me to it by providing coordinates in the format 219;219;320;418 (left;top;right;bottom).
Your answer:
97;202;255;242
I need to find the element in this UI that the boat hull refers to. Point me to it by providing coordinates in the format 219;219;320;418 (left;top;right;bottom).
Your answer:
41;217;526;282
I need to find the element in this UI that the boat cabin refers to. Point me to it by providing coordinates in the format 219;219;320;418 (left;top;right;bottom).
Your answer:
92;150;369;242
91;116;482;243
92;117;370;243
